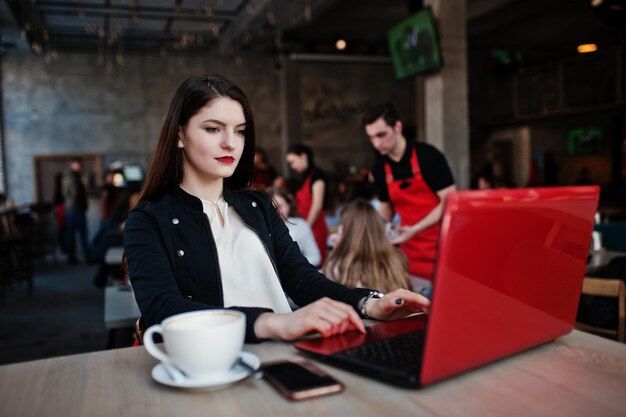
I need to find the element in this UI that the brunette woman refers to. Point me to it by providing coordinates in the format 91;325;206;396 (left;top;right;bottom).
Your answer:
323;199;411;294
286;144;328;262
124;74;429;343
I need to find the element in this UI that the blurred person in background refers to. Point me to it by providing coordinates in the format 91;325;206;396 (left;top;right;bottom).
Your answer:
251;148;277;189
92;186;141;287
268;187;321;267
286;144;328;263
575;167;594;186
471;165;495;190
323;198;411;294
53;172;66;254
63;158;90;263
363;103;455;294
90;169;120;261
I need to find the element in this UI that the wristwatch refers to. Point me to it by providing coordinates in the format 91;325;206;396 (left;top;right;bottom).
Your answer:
359;291;384;319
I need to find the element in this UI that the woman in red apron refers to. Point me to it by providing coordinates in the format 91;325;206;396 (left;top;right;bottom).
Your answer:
286;144;328;263
385;148;440;280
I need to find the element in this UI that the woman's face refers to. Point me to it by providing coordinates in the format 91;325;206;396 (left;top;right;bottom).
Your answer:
179;97;246;183
286;153;308;174
477;176;492;190
273;194;290;218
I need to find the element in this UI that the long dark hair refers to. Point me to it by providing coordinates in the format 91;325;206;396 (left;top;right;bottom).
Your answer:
287;143;315;175
267;186;299;219
139;74;256;203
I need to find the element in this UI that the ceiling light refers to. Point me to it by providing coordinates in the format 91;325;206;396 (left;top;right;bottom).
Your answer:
335;38;347;51
577;43;598;53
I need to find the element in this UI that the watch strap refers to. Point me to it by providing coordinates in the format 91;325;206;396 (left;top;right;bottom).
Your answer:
359;291;384;318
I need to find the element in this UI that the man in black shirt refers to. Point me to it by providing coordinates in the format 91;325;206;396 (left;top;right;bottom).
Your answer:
363;103;456;287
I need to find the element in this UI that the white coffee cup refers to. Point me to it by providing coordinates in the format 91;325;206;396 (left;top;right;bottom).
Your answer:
143;310;245;379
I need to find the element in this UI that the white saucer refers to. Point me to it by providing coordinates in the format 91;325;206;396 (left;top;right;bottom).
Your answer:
151;351;261;390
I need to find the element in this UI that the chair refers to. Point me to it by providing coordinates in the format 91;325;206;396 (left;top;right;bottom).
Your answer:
134;317;146;345
0;208;34;300
576;277;625;343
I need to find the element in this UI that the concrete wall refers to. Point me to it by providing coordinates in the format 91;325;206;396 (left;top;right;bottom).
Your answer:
298;60;415;175
487;126;531;187
2;51;416;204
2;51;280;204
473;116;616;188
530;120;614;187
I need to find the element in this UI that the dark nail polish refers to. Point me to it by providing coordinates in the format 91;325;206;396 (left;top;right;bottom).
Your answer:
395;298;403;305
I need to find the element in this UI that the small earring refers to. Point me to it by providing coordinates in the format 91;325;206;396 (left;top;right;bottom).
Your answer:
177;140;183;149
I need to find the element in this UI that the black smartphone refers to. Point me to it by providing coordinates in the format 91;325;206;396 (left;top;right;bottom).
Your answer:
261;360;344;400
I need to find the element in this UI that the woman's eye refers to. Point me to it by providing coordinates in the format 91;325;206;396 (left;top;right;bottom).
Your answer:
236;129;246;136
205;127;219;133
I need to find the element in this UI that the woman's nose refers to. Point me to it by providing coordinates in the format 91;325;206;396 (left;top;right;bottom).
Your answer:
221;132;236;149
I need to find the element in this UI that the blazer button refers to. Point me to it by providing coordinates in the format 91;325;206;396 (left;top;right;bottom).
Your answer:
251;201;257;207
186;295;193;299
172;218;180;225
176;250;185;257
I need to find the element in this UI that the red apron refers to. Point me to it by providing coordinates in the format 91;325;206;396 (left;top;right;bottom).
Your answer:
385;148;441;279
296;171;327;263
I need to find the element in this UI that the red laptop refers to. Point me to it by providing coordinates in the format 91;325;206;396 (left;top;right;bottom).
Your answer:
295;186;600;387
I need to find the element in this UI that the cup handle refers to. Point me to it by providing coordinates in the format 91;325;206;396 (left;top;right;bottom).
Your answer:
143;324;172;364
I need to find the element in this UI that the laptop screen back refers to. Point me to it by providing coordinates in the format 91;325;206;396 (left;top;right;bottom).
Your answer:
420;186;599;385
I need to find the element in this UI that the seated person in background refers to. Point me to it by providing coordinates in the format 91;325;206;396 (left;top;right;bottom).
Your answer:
251;148;277;188
324;175;348;239
471;167;495;190
323;198;411;294
92;187;141;287
271;175;288;191
575;167;594;186
125;74;429;343
268;187;321;268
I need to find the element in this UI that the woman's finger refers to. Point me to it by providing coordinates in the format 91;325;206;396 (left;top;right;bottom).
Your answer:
317;298;365;333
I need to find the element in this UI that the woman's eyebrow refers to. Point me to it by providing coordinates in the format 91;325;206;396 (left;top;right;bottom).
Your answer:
201;118;225;125
201;119;246;128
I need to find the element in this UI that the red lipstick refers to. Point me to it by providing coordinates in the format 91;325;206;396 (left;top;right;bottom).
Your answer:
215;156;235;164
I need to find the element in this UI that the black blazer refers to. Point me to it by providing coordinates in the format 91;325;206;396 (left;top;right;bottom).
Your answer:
124;185;371;342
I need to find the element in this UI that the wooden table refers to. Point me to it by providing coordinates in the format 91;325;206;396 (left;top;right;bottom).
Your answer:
1;330;625;417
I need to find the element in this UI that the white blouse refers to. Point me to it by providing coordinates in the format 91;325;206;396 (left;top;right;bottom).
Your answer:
286;217;321;267
201;197;292;314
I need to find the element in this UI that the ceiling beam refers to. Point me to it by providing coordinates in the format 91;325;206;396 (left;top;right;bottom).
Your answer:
5;0;46;52
38;1;240;18
217;0;273;54
217;0;341;54
466;0;518;20
40;9;230;23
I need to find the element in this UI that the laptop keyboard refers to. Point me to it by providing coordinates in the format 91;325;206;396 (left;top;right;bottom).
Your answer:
334;330;425;370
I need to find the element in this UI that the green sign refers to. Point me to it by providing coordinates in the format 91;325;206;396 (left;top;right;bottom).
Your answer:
388;7;443;79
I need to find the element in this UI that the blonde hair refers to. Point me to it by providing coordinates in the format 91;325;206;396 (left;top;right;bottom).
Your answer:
323;198;411;293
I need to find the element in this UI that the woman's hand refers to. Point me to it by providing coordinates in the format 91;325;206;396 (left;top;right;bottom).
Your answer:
254;297;365;341
389;224;417;245
364;289;430;321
